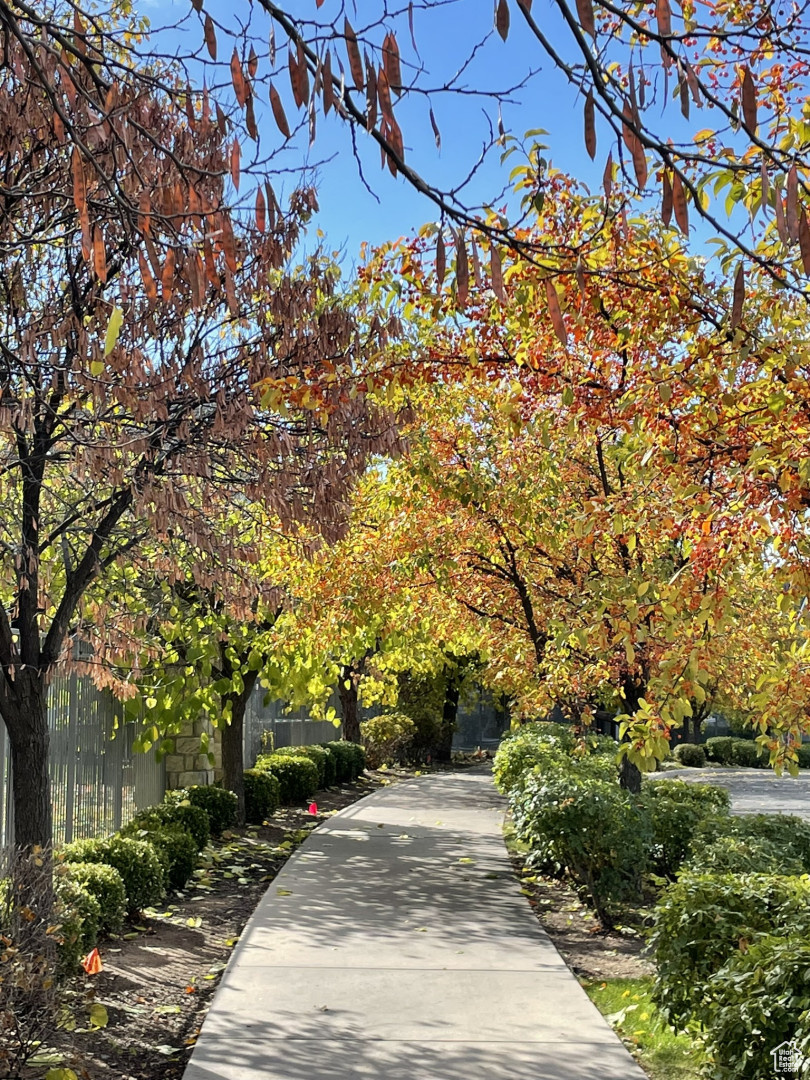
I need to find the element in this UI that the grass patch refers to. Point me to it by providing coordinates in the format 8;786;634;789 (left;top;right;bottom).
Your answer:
583;976;704;1080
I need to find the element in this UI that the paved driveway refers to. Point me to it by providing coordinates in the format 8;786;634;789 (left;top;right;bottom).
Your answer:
652;767;810;819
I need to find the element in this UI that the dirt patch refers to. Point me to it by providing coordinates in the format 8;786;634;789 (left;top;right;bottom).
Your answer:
20;771;410;1080
508;853;655;981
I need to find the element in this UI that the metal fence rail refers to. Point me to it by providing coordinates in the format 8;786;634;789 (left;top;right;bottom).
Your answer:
0;675;165;852
243;686;340;766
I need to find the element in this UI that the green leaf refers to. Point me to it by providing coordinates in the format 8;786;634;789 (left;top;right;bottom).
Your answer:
45;1070;78;1080
104;305;124;356
89;1004;108;1029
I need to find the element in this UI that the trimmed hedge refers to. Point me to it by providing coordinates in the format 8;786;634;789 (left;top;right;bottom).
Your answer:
63;836;165;913
167;785;238;836
683;834;804;876
244;768;281;823
272;744;333;787
255;753;319;803
673;742;705;767
691;812;810;873
122;822;198;891
54;873;101;972
129;802;210;852
319;741;365;783
704;736;737;765
645;777;731;814
645;795;715;878
511;771;650;921
650;872;810;1025
62;861;126;935
730;738;766;767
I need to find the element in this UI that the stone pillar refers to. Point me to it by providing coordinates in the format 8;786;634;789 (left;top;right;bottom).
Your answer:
165;718;217;790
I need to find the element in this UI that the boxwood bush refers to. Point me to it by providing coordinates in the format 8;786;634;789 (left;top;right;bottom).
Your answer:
53;873;101;972
61;861;126;935
730;738;767;768
692;812;810;873
244;768;281;823
650;872;810;1025
673;742;706;767
704;736;737;765
272;744;332;787
167;785;238;836
700;936;810;1080
255;753;319;803
511;772;651;922
129;802;210;852
122;822;198;891
62;836;165;914
319;741;365;783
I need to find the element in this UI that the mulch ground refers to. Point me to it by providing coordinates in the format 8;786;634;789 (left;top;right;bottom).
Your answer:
20;771;405;1080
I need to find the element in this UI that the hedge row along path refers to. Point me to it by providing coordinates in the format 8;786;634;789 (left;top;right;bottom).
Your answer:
655;767;810;819
184;768;645;1080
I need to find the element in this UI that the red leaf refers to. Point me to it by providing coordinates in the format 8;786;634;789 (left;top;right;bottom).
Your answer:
495;0;510;40
731;262;744;328
545;279;567;347
203;14;217;61
584;91;596;160
344;19;364;91
270;84;291;139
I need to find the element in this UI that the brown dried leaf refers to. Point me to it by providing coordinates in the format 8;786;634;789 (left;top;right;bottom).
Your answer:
672;172;689;234
575;0;595;37
297;39;310;105
683;58;701;104
270;84;291;139
231;50;248;107
545;279;567;347
430;106;441;151
383;33;402;94
731;262;744;328
248;45;258;79
256;186;266;233
471;235;483;289
741;66;757;133
215;102;227;137
774;188;789;243
246;95;258;140
656;0;672;37
377;65;393;124
162;247;176;303
139;250;158;304
799;209;810;275
93;227;107;283
323;51;335;114
366;58;378;130
661;170;673;226
787;164;799;241
344;19;364;92
204;14;217;61
517;0;532;8
71;147;87;215
230;138;240;191
760;158;769;213
455;230;469;307
584;91;596;160
496;0;510;40
603;151;613;198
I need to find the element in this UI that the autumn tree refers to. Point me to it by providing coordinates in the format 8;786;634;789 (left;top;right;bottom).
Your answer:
0;17;400;849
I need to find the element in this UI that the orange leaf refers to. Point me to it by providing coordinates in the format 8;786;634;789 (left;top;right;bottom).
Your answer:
162;247;176;303
731;262;744;328
583;91;596;160
344;19;364;92
575;0;595;37
270;84;291;139
71;147;87;216
255;186;266;233
672;172;689;234
382;33;402;94
230;139;240;190
92;227;107;283
139;250;158;304
495;0;510;40
231;49;247;108
203;14;217;61
545;279;567;347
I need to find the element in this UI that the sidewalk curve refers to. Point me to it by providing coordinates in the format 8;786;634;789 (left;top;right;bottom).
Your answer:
184;769;647;1080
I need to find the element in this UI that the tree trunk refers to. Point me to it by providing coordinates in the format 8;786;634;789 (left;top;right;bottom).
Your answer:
436;675;460;763
221;670;258;827
619;754;642;794
4;671;53;851
339;670;361;743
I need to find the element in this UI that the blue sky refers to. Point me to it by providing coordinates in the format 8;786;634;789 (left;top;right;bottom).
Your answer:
147;0;608;260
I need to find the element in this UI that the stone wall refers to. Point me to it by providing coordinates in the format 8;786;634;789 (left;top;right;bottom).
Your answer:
164;718;222;790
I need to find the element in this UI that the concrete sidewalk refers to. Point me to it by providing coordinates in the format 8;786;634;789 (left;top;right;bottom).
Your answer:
184;770;646;1080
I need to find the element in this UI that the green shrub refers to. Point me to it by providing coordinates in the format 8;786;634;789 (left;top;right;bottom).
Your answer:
61;861;126;935
319;740;364;783
704;736;736;765
683;834;804;876
650;872;810;1025
511;772;651;921
644;796;713;878
53;874;101;972
673;742;706;767
360;712;417;768
645;778;731;814
797;743;810;769
272;744;332;787
62;836;165;913
494;723;574;793
244;768;281;823
130;802;210;852
122;823;198;891
729;738;765;768
700;936;810;1080
255;753;319;803
167;785;238;835
692;812;810;873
